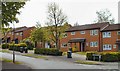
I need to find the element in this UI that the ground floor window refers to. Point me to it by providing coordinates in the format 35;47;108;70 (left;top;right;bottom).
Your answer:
103;44;112;50
90;41;98;47
113;44;116;48
61;43;67;47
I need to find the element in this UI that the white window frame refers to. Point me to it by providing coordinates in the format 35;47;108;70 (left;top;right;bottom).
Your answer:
11;32;14;35
71;32;75;35
16;33;19;36
61;43;67;47
90;41;98;47
113;45;116;48
103;32;111;38
20;32;23;36
103;44;112;50
80;31;85;34
90;30;98;35
117;31;120;35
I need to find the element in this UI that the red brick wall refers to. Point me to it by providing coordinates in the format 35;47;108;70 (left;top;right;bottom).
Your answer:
60;29;101;52
102;31;118;52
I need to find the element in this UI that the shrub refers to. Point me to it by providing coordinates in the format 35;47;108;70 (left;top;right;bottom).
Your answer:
9;44;20;51
25;41;34;50
2;43;9;49
19;43;27;47
9;43;27;51
34;48;63;56
86;52;120;62
100;52;119;62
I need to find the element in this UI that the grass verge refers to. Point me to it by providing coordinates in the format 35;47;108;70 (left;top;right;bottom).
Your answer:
62;52;67;56
75;52;86;55
0;49;11;53
0;58;22;64
74;60;101;65
22;54;48;60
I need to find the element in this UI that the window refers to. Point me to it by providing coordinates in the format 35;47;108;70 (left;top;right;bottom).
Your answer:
61;43;67;47
20;32;23;36
90;30;98;35
117;31;120;35
103;44;112;50
80;31;85;34
63;33;67;38
16;33;19;35
86;43;89;46
71;32;75;35
103;32;111;38
90;42;98;47
11;32;14;35
113;45;116;48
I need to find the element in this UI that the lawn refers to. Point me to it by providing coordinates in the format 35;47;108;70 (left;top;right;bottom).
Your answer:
75;52;86;55
0;58;22;64
0;49;11;53
22;54;48;60
74;60;101;65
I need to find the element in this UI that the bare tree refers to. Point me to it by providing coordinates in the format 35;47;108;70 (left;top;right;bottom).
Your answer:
94;9;115;24
46;2;67;49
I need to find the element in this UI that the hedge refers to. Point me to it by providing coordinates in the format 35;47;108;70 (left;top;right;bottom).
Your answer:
34;48;63;56
2;43;9;49
86;52;120;62
9;43;27;51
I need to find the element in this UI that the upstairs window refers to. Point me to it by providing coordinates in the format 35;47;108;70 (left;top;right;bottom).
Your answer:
80;31;85;34
103;32;111;38
90;30;98;35
71;32;75;35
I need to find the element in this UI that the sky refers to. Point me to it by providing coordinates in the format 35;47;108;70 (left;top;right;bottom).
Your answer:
11;0;120;27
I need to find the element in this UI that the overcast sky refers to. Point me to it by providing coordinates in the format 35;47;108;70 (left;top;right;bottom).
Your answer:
11;0;119;27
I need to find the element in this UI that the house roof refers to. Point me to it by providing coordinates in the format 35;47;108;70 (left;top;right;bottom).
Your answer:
102;24;120;31
65;22;109;32
14;26;35;33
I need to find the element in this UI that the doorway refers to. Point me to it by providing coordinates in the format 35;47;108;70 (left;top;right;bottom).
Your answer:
118;44;120;51
80;43;85;52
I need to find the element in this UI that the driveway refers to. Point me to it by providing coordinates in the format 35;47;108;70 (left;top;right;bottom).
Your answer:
0;52;118;69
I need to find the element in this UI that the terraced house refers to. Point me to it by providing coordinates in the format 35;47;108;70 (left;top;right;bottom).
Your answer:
60;22;120;52
3;26;35;44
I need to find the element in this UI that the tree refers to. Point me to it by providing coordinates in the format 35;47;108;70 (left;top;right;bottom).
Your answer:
2;2;26;27
74;22;79;26
46;2;67;49
30;23;44;47
94;9;115;24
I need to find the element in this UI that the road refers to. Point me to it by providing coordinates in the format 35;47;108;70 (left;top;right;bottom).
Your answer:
0;52;118;69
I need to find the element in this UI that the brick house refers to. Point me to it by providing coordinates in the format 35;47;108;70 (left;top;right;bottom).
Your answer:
60;22;120;52
3;26;35;44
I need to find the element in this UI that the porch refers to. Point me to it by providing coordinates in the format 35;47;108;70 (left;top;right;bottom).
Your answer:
68;38;86;52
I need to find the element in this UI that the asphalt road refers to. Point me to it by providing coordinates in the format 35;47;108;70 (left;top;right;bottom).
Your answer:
0;52;118;69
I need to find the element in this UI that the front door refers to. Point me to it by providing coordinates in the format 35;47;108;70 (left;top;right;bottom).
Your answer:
80;43;85;52
118;44;120;51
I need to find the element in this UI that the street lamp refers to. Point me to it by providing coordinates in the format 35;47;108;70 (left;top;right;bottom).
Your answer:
12;19;19;63
12;22;15;63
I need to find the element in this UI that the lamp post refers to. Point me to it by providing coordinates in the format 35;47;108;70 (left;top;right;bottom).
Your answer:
12;19;19;63
12;22;15;63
